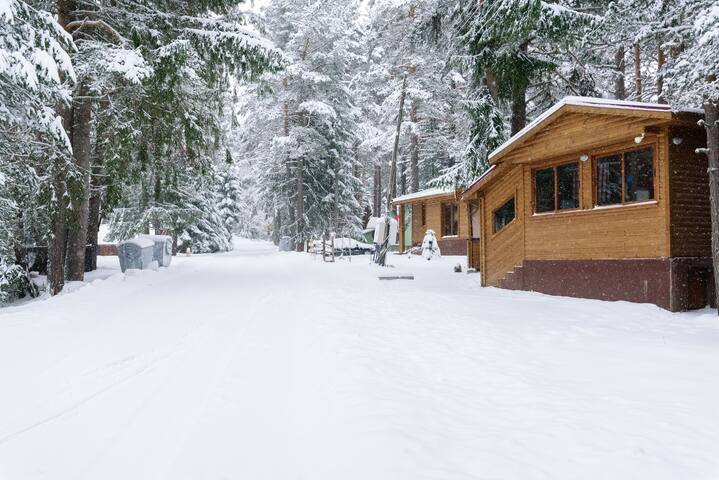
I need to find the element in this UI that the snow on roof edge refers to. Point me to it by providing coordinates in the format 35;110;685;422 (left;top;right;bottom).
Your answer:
392;187;453;204
488;96;701;162
462;165;497;196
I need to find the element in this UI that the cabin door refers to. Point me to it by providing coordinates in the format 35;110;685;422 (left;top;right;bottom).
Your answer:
468;201;481;270
404;205;413;249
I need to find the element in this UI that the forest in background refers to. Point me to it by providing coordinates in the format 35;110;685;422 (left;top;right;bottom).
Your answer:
1;0;718;303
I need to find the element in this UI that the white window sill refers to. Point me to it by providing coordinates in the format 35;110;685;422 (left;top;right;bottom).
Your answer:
592;200;657;211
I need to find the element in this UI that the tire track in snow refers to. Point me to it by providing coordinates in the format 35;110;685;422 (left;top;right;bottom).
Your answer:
0;319;207;448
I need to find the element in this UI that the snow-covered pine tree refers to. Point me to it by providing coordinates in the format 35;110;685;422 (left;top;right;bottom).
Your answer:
241;0;364;248
216;164;244;236
456;0;599;133
0;0;75;302
87;1;279;261
358;0;475;194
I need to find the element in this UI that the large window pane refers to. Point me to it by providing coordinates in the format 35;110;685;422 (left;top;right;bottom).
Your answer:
535;168;555;213
557;163;580;210
442;203;458;236
596;155;622;206
624;148;654;202
494;197;515;232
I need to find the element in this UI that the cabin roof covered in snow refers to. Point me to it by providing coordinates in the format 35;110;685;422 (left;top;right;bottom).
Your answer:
487;96;702;165
392;188;455;205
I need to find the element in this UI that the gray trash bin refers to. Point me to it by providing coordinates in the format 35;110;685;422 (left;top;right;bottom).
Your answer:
118;237;155;272
140;235;173;267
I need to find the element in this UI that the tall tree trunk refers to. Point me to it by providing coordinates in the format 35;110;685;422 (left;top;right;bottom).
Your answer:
704;99;719;312
634;43;642;100
332;158;340;232
410;99;420;192
85;185;101;272
373;162;382;216
295;157;305;252
272;208;281;245
387;75;408;210
281;79;296;248
657;38;666;103
65;82;92;281
510;85;527;136
614;46;626;100
377;75;408;266
485;71;500;100
49;175;68;295
509;43;528;135
49;0;74;295
85;98;108;272
399;155;407;196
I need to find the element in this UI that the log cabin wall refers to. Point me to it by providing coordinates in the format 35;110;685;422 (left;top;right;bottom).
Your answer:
523;134;671;262
479;118;674;288
480;164;525;286
471;103;711;310
402;196;468;255
668;126;711;257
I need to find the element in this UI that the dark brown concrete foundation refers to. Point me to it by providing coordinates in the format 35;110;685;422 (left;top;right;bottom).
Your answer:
498;257;714;312
437;238;467;256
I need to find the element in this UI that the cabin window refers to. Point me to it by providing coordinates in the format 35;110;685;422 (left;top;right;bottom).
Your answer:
596;147;654;206
534;162;580;213
624;148;654;202
494;197;515;233
442;203;458;237
420;204;426;225
535;168;555;213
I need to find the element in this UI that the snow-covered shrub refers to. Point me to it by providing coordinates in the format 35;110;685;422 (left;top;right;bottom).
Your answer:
421;230;441;260
0;259;38;305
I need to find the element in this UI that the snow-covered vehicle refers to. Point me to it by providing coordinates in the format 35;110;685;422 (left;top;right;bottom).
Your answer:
309;237;375;256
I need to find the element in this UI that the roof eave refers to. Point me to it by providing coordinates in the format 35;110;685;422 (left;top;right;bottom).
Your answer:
391;192;456;206
487;103;678;166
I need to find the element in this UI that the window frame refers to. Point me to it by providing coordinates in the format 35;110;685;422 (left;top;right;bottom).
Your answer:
532;160;581;214
441;202;459;237
492;195;516;235
593;144;657;207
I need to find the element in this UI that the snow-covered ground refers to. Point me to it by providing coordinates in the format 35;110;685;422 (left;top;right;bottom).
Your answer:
1;239;718;480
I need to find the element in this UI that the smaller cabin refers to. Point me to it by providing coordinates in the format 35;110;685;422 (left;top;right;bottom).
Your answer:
462;97;712;312
392;189;469;255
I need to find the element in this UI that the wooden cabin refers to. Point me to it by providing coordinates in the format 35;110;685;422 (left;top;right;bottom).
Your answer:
393;189;469;255
462;97;712;312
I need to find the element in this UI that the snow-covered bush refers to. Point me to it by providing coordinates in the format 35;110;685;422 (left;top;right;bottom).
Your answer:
0;259;38;305
421;230;441;260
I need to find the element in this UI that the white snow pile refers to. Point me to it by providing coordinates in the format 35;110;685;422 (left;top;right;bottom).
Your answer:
298;100;337;119
393;187;451;204
118;236;154;249
99;47;153;84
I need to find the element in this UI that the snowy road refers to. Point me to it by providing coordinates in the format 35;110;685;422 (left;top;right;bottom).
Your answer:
1;240;719;480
